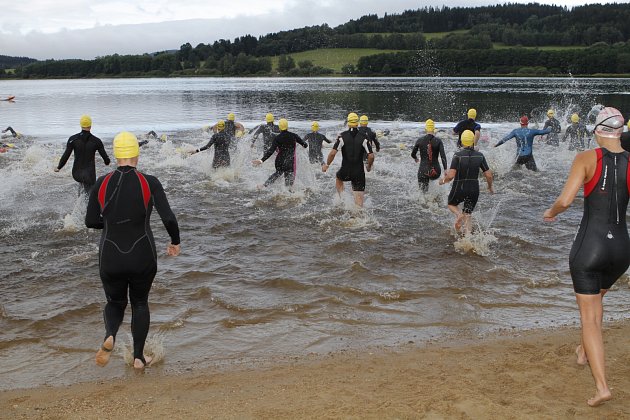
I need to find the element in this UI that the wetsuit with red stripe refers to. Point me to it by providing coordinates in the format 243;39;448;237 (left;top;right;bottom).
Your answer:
85;165;180;361
260;130;307;187
569;148;630;294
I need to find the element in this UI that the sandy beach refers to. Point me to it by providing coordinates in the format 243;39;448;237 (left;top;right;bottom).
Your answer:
2;322;629;419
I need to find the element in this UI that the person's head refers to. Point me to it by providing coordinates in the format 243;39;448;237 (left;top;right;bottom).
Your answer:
467;108;477;120
311;121;319;132
547;109;555;119
266;113;274;123
113;131;139;166
227;113;235;121
80;115;92;131
425;119;435;134
216;120;226;132
593;107;624;144
520;115;529;127
359;115;369;126
279;118;289;131
461;130;475;148
347;112;359;128
571;113;580;124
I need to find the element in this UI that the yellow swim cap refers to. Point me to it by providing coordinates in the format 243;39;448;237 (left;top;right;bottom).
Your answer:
571;113;580;123
547;109;555;117
279;118;289;131
227;113;235;121
266;113;274;123
461;130;475;147
216;120;225;130
347;112;359;128
311;121;319;132
627;120;630;130
80;115;92;128
236;130;244;138
113;131;139;159
467;109;477;119
359;115;369;126
425;119;435;132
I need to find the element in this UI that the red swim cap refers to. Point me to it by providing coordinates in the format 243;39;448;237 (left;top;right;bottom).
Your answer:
520;116;529;126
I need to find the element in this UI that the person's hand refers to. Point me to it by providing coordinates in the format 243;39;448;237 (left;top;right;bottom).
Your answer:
322;163;329;173
414;158;419;163
167;243;180;256
252;159;262;166
189;150;197;156
366;163;373;172
54;168;60;172
438;177;445;185
543;209;556;222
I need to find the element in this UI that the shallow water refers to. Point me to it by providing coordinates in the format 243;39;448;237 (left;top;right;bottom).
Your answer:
1;77;629;390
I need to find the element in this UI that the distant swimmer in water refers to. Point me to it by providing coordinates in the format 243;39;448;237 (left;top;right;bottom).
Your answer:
2;126;22;139
619;120;630;153
138;131;167;147
563;113;590;151
323;112;374;207
358;115;380;158
252;118;308;188
411;119;447;192
494;115;551;171
54;115;110;195
190;119;232;168
453;108;481;149
86;132;180;370
440;130;494;234
543;107;629;407
543;109;562;146
250;113;280;155
304;121;331;165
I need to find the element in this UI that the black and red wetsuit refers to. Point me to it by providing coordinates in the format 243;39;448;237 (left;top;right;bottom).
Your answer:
570;148;630;294
85;166;180;362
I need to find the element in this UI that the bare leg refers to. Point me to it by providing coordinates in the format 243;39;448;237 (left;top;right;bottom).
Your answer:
448;204;463;232
335;178;344;199
462;213;472;235
576;292;612;407
353;191;365;207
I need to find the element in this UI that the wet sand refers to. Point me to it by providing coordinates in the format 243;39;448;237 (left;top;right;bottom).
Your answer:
2;322;630;419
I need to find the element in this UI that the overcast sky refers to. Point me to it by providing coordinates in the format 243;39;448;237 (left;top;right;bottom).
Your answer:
0;0;623;59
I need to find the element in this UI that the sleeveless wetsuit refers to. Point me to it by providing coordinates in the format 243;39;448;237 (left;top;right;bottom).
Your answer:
304;132;331;164
334;128;372;192
448;148;490;213
198;131;231;168
411;134;448;192
569;148;630;294
85;166;180;360
261;131;308;187
251;123;280;155
57;130;110;194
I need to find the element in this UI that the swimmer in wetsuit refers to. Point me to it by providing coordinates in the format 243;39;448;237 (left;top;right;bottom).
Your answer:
620;120;630;153
2;126;22;139
138;131;167;147
453;108;481;148
54;115;111;195
440;130;494;234
543;107;629;407
85;131;180;370
190;119;231;168
411;119;447;192
323;112;374;207
304;121;331;165
543;109;562;146
563;114;591;151
252;118;308;188
494;115;551;171
250;113;280;155
358;115;380;156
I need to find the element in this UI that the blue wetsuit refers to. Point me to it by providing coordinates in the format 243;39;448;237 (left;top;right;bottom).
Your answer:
495;126;551;171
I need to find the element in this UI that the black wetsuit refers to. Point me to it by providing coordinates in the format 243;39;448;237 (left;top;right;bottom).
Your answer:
621;131;630;153
3;126;18;137
57;130;110;195
453;118;481;148
543;117;562;146
261;131;308;187
225;120;237;150
333;128;372;192
138;131;159;147
85;166;180;361
411;134;448;192
447;147;490;214
304;132;331;164
358;126;380;153
198;131;231;168
563;123;590;150
570;148;630;294
251;123;280;155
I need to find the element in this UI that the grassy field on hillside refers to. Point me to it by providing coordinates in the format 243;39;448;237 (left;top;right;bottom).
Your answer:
271;48;405;72
492;43;587;50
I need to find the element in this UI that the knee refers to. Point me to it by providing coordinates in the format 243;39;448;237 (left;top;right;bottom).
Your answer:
106;297;127;310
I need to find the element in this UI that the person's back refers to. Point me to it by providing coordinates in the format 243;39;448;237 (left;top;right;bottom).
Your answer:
453;110;481;148
305;126;330;164
209;132;231;167
358;125;380;152
252;122;279;153
451;148;487;188
269;130;302;170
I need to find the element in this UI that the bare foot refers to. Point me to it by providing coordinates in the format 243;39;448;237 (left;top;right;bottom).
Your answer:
95;336;114;367
133;355;153;369
575;344;588;365
587;389;612;407
454;214;464;233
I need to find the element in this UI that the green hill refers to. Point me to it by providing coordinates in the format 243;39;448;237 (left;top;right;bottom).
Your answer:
271;48;405;73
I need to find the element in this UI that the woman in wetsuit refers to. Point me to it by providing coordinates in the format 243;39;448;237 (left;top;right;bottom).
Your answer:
85;132;180;369
543;107;629;407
